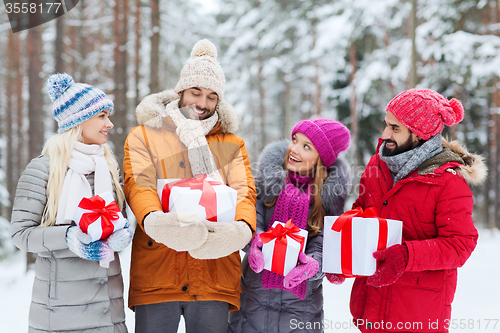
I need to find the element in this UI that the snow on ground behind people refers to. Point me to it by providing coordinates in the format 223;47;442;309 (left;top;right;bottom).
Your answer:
1;228;499;332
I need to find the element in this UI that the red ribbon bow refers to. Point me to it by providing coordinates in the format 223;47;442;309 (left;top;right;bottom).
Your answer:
332;207;388;277
260;219;306;276
161;174;222;222
78;195;121;240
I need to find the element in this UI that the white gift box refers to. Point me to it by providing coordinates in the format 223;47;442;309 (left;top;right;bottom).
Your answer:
262;221;308;276
323;215;402;276
157;176;237;222
73;191;127;243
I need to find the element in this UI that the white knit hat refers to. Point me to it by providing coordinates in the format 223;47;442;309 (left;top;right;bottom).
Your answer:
174;39;225;100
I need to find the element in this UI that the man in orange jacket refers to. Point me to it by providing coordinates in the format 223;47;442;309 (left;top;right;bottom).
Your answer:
123;39;256;333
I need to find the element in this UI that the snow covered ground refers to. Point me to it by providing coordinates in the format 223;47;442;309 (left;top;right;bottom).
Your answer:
1;228;499;332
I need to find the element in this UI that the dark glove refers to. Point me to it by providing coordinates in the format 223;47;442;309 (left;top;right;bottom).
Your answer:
283;252;319;289
367;244;408;287
325;273;346;285
248;234;265;273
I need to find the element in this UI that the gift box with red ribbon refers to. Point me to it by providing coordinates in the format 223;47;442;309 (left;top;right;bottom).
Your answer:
322;207;402;277
157;174;237;222
261;219;308;276
73;191;127;242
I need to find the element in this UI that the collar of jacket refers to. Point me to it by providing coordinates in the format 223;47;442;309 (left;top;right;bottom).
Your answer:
135;90;239;134
254;140;351;216
375;137;487;187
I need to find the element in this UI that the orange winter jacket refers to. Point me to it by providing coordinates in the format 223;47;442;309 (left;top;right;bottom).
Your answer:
123;90;256;311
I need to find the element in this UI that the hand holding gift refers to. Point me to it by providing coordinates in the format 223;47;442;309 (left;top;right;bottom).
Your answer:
73;191;128;267
283;252;319;289
260;219;308;276
144;211;208;252
367;244;408;287
248;234;265;273
323;207;403;277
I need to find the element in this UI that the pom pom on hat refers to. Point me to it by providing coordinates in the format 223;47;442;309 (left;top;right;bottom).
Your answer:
191;39;218;59
47;73;74;102
46;73;114;133
175;39;225;100
291;118;350;169
386;89;464;140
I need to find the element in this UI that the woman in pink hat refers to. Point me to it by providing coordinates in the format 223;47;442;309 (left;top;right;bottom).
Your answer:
229;119;352;333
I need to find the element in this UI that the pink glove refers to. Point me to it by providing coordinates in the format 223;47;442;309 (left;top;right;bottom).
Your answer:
248;234;265;273
283;252;319;289
367;244;408;287
325;273;346;285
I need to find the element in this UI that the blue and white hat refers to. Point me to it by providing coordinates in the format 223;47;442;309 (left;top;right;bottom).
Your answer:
47;73;114;133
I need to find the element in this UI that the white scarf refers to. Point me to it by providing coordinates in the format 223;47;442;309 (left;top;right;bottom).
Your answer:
167;101;224;183
56;142;113;225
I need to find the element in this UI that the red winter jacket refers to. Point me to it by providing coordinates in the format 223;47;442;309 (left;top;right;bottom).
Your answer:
350;138;486;333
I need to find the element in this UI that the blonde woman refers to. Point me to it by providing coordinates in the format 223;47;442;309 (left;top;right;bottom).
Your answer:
10;73;131;333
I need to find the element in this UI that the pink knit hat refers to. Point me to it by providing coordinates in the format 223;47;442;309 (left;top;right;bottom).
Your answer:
291;119;350;169
386;89;464;140
174;39;226;100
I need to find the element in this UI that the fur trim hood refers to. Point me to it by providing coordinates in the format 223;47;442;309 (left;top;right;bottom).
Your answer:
255;140;351;216
418;137;487;186
135;90;239;133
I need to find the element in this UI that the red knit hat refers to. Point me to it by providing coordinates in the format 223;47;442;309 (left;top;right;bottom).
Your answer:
386;89;464;140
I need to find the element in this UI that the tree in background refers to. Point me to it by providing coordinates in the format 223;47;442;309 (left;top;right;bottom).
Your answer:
2;0;500;236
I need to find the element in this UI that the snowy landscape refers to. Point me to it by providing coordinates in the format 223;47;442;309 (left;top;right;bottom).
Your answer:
1;225;499;333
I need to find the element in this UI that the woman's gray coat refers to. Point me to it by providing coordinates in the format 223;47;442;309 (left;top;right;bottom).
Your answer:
10;155;127;333
228;140;351;333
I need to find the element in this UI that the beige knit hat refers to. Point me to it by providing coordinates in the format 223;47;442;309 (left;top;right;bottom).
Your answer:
174;39;225;100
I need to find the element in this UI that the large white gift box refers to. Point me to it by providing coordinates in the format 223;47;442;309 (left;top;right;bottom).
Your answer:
261;220;308;276
323;208;402;277
157;175;237;222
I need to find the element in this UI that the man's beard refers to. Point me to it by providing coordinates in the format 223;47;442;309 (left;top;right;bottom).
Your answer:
179;94;214;120
382;135;415;156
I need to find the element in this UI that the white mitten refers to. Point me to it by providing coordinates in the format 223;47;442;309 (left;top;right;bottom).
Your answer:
188;221;252;260
143;211;208;251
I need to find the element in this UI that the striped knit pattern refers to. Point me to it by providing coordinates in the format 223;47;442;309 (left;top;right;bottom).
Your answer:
47;73;114;133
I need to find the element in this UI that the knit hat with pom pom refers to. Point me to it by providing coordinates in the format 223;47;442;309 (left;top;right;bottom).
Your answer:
47;73;114;133
291;118;350;169
386;88;464;140
174;39;226;100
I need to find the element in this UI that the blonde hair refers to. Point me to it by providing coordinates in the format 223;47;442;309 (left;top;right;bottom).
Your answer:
40;125;125;227
265;149;327;237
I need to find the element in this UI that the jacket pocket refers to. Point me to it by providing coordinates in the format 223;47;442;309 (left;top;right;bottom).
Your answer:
207;253;242;293
384;271;445;331
130;239;178;290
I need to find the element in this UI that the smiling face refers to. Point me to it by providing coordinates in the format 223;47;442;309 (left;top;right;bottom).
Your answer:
178;87;219;120
286;132;320;175
80;109;113;145
381;111;420;156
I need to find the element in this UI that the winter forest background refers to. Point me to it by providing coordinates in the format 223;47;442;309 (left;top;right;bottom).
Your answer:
1;0;500;261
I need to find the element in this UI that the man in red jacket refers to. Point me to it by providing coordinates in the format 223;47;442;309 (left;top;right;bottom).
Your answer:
349;89;486;332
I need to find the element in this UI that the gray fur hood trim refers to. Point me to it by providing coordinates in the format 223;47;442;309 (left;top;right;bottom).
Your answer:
255;140;351;216
135;90;239;133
